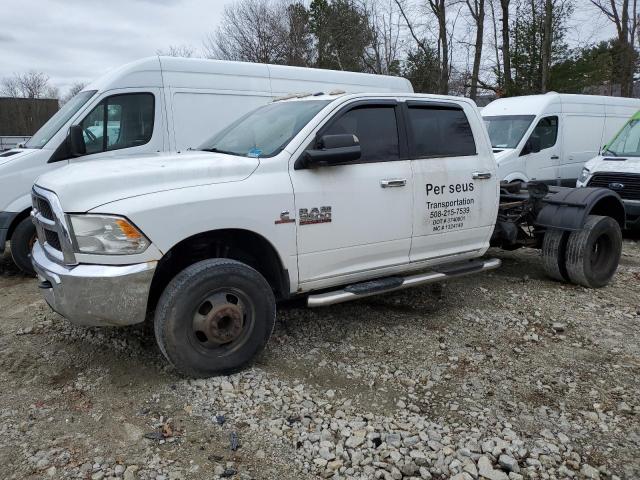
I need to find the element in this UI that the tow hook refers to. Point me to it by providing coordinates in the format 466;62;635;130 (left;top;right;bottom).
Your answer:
38;280;53;289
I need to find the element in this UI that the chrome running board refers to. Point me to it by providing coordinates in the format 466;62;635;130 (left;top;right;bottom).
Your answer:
307;258;501;307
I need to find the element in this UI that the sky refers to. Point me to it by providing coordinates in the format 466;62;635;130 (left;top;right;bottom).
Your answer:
0;0;619;96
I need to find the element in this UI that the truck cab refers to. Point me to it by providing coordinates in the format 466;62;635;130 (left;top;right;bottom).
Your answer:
31;92;500;376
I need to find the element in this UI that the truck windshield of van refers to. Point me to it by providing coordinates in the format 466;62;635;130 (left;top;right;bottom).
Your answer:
604;119;640;157
199;100;330;158
484;115;535;149
25;90;97;149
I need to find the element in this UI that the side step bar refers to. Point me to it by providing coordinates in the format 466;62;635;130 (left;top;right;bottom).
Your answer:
307;258;501;307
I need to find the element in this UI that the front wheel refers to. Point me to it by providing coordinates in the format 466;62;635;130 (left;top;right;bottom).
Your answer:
10;217;37;276
154;259;276;377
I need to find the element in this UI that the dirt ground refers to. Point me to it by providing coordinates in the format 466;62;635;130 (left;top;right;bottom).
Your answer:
0;239;639;480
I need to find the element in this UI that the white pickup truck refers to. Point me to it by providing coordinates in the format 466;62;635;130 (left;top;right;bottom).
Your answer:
31;93;626;377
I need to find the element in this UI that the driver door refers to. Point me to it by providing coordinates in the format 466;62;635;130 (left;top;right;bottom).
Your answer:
289;100;413;289
522;115;560;184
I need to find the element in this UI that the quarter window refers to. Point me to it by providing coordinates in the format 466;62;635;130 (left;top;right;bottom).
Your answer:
323;106;399;163
407;106;476;157
531;116;558;150
79;93;154;154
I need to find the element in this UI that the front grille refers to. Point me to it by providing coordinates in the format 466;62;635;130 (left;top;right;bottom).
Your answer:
36;197;54;220
44;230;61;250
587;172;640;201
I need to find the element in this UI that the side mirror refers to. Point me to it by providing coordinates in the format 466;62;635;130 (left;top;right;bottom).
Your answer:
295;134;361;170
522;135;541;155
68;125;86;157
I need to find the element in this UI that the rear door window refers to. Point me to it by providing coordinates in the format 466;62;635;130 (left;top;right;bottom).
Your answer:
407;105;476;158
79;93;154;153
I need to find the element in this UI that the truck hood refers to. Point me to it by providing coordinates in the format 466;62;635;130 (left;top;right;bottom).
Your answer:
586;155;640;174
492;148;516;163
0;148;35;167
35;151;260;212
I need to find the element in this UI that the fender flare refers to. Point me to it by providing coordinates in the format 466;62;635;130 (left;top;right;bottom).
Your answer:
536;187;625;231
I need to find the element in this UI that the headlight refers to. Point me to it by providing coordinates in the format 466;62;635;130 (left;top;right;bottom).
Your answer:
69;214;150;255
578;168;590;184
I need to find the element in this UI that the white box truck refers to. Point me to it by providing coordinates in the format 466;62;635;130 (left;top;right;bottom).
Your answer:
482;92;640;185
0;56;412;274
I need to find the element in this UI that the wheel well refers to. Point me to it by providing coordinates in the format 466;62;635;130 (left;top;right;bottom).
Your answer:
7;208;32;240
589;196;626;228
147;229;290;316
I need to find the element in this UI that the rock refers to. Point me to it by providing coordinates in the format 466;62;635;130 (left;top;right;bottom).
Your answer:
551;322;566;332
114;464;126;477
345;435;365;448
123;465;139;480
327;459;343;471
581;464;601;479
220;380;234;391
318;447;335;461
91;472;105;480
46;466;57;477
478;456;508;480
385;433;402;448
498;454;519;473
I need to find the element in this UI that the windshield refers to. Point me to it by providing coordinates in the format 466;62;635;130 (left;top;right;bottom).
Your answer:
483;115;535;149
25;90;96;149
199;100;331;158
605;119;640;157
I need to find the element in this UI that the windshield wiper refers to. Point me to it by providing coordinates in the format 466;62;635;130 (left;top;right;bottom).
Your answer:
200;147;242;156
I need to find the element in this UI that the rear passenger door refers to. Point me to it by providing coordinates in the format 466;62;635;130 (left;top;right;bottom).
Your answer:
405;100;498;263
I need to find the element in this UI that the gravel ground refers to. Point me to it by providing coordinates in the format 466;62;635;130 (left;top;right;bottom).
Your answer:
0;240;639;480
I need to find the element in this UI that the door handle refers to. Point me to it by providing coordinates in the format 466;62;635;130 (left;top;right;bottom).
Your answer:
472;171;492;180
551;155;559;159
380;179;407;188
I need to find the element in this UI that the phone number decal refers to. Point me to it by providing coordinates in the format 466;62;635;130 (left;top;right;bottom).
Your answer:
426;198;475;232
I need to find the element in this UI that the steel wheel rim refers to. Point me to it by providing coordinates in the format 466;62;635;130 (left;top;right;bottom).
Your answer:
190;289;255;353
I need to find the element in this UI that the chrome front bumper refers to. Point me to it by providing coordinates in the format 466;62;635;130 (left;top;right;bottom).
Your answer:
32;242;156;327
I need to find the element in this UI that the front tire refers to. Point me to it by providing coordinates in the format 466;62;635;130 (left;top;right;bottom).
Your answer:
154;259;276;377
10;217;37;276
565;215;622;288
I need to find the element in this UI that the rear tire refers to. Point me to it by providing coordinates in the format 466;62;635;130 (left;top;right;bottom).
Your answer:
10;217;37;276
154;258;276;377
565;215;622;288
541;228;569;282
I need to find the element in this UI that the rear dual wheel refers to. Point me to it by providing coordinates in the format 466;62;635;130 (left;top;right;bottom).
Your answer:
154;259;276;378
542;215;621;288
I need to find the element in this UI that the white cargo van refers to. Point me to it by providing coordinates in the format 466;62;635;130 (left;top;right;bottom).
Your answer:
0;56;412;273
482;92;640;185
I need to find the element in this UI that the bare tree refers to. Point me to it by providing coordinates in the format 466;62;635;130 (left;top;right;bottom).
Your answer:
61;82;87;105
540;0;553;92
465;0;485;99
157;44;196;58
1;71;58;99
362;0;404;75
590;0;638;97
203;0;288;63
500;0;512;95
394;0;452;94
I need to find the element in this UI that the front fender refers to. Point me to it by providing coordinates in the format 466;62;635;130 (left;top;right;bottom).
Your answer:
536;187;625;231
